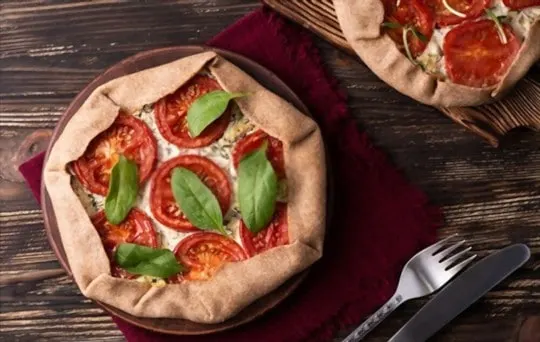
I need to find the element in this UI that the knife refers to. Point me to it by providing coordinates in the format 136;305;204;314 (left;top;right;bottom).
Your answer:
388;243;530;342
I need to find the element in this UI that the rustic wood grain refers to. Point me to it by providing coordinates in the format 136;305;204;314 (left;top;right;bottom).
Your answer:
263;0;540;147
0;1;539;341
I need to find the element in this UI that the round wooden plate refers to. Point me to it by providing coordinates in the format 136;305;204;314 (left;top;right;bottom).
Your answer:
41;46;313;335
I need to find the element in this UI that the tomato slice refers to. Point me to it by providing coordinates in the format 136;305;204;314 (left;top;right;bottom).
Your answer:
428;0;491;27
232;130;285;178
171;232;247;281
154;74;231;148
73;113;157;195
382;0;434;58
503;0;540;9
444;19;521;88
150;155;231;232
92;209;158;278
240;203;288;257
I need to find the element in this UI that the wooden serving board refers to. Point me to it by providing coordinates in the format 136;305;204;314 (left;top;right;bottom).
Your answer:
263;0;540;146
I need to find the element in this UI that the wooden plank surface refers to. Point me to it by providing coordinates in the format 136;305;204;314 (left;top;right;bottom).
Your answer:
0;1;539;341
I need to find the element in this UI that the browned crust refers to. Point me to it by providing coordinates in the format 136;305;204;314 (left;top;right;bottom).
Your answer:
334;0;540;107
43;51;326;323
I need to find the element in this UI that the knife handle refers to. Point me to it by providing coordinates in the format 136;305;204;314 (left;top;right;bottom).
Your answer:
343;293;404;342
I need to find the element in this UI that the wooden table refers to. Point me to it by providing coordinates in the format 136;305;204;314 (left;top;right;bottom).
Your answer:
1;1;538;341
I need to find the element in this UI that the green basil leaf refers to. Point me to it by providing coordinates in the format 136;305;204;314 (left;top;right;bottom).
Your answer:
104;155;138;225
115;243;158;267
238;142;278;233
171;167;225;233
187;90;247;138
381;21;402;29
115;243;183;278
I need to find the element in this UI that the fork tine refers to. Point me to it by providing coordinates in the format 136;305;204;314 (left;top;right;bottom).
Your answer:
441;246;472;268
435;240;466;260
423;234;458;255
446;254;477;277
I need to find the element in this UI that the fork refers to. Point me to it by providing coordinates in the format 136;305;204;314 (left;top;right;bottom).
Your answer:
342;234;476;342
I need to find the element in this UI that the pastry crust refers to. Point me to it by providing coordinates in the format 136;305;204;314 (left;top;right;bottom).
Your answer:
334;0;540;107
44;51;326;323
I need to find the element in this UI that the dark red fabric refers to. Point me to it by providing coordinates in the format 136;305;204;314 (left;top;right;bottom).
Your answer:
19;151;45;201
19;7;440;342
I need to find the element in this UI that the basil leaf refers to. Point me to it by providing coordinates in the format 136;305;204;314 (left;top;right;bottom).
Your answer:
381;22;402;29
171;167;226;234
187;90;247;138
238;142;278;233
115;243;183;278
105;155;138;225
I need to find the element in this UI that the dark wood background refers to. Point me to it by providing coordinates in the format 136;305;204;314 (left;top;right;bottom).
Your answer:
0;1;538;341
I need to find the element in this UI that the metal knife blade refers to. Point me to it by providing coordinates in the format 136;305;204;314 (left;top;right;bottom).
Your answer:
388;243;530;342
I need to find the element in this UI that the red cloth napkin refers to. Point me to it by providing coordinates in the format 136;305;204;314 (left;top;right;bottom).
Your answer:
19;7;440;342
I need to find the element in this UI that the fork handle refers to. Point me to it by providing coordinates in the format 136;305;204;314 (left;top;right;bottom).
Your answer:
342;293;404;342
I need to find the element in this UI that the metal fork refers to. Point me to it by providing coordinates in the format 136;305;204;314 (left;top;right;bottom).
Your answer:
343;234;476;342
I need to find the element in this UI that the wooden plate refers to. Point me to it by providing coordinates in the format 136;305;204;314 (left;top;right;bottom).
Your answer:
40;46;313;335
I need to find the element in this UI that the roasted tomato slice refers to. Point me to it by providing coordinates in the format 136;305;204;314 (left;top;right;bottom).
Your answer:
382;0;434;58
150;155;231;232
171;232;247;281
503;0;540;9
73;113;157;195
232;130;285;178
154;74;231;148
240;203;288;257
92;209;158;278
444;19;520;88
427;0;491;27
